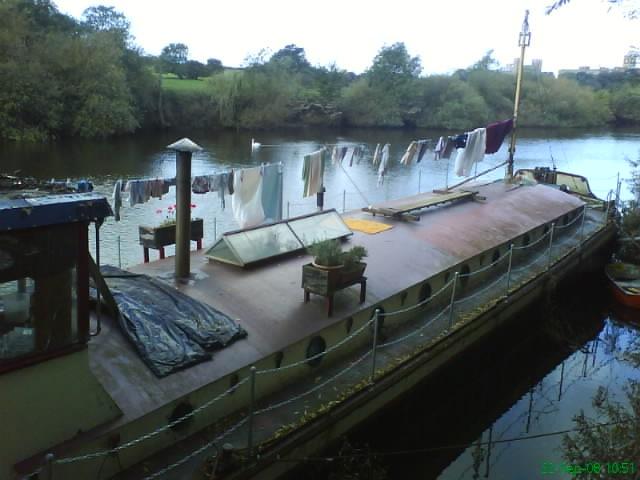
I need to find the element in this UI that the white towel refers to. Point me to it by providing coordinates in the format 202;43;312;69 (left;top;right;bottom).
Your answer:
377;144;391;185
231;167;265;228
454;128;486;177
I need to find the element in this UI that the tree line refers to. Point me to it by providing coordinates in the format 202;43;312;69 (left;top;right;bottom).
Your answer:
1;0;639;142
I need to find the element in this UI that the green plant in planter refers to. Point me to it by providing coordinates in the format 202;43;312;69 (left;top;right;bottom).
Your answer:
307;239;368;268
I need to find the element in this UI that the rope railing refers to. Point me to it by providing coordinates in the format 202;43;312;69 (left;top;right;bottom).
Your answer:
44;197;602;479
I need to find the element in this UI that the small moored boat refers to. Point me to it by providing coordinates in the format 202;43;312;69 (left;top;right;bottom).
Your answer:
605;263;640;309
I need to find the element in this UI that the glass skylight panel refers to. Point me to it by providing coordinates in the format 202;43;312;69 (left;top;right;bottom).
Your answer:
224;223;301;264
288;210;352;247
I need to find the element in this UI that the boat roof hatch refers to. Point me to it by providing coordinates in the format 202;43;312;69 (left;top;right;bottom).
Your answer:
206;209;352;267
0;193;112;231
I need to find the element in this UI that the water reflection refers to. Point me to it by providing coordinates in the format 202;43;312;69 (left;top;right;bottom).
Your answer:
291;279;640;480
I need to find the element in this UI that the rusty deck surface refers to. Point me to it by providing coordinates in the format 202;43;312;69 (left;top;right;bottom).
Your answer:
88;181;585;427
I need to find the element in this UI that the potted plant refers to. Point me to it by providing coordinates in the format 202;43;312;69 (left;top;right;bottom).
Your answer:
302;239;368;296
139;204;204;250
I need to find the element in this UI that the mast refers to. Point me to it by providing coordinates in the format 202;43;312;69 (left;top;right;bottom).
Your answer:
507;10;531;179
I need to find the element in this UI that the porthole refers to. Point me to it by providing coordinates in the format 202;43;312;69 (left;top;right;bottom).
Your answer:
492;249;500;265
274;351;284;369
345;317;354;334
459;265;470;288
168;402;194;432
400;291;408;306
229;373;239;393
419;283;432;304
306;336;326;367
522;234;530;247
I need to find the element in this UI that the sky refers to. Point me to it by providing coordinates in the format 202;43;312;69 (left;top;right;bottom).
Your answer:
53;0;638;75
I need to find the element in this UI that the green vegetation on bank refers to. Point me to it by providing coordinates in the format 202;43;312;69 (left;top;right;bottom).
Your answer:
2;0;640;142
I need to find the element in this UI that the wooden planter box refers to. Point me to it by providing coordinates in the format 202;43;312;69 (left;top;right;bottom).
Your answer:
302;262;367;296
139;218;204;250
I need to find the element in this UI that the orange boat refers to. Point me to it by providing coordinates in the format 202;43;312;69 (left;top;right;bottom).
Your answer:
605;263;640;309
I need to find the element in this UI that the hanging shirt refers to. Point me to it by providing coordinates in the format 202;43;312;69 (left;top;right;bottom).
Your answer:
261;163;283;222
400;141;418;166
149;179;168;199
302;148;325;197
441;138;455;159
125;179;150;207
416;141;429;163
378;144;391;185
485;118;514;154
434;137;445;160
112;179;122;222
331;146;340;165
192;176;210;194
343;147;355;167
372;144;382;167
231;167;265;228
454;128;487;177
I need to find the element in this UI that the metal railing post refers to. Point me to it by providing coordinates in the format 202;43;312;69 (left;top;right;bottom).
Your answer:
547;223;555;270
247;366;257;460
604;197;611;225
342;189;346;213
45;453;54;480
506;244;514;292
448;272;459;328
579;206;586;244
418;169;422;193
370;311;379;383
214;217;217;240
117;235;122;268
287;201;290;219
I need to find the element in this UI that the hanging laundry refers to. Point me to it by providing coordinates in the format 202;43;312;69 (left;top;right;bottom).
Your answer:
192;176;210;194
485;118;514;154
218;173;228;209
112;179;122;222
302;148;325;198
454;128;487;177
261;163;283;222
231;167;265;228
416;141;429;163
354;146;364;165
125;179;150;207
441;138;455;159
400;141;418;166
228;170;234;195
453;134;468;149
434;137;445;160
378;144;391;185
331;146;340;165
372;144;382;167
149;179;168;199
343;147;355;167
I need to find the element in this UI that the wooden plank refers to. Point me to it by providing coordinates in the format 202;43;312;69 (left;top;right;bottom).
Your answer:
363;190;477;218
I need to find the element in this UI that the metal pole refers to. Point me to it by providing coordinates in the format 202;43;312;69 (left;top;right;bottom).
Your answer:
175;150;192;278
448;272;459;328
605;196;611;225
45;453;54;480
214;217;217;241
117;235;122;268
558;360;565;401
506;244;514;292
247;366;257;460
445;160;450;189
525;389;533;433
287;201;290;219
342;189;346;213
93;222;101;336
484;425;493;478
370;311;379;383
547;223;555;270
418;169;422;193
579;206;586;243
507;10;531;179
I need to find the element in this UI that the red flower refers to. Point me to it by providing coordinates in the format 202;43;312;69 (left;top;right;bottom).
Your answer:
156;209;162;214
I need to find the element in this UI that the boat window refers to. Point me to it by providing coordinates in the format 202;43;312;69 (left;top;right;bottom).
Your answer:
400;291;408;306
523;234;531;247
168;402;194;432
206;209;352;267
444;271;451;284
544;225;549;235
460;265;471;288
288;210;352;247
0;225;83;366
275;351;284;368
419;283;432;304
306;336;326;367
479;254;485;266
492;249;500;265
563;214;569;226
345;317;354;334
229;373;240;393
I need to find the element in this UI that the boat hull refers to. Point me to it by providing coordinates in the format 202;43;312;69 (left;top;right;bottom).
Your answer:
605;263;640;309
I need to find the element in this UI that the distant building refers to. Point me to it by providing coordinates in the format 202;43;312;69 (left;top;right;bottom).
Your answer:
623;51;639;69
500;58;545;74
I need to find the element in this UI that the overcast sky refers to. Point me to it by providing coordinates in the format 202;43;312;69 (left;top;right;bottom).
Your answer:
54;0;637;75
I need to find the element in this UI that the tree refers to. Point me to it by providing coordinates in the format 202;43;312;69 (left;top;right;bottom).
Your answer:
367;42;422;90
471;50;499;70
269;44;311;72
206;58;223;75
183;60;207;80
160;43;189;78
82;5;129;34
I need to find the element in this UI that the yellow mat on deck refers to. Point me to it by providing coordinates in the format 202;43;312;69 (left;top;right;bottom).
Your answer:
344;218;393;234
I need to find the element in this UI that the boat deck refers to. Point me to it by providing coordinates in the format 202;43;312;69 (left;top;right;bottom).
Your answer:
88;181;585;429
363;189;477;218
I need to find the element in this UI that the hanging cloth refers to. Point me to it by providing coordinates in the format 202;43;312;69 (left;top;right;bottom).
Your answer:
441;138;455;159
372;144;382;167
302;148;325;197
434;137;445;160
192;176;210;194
261;163;283;222
377;144;391;185
400;141;418;166
112;179;122;222
454;128;486;177
231;167;265;228
485;118;514;154
416;141;429;163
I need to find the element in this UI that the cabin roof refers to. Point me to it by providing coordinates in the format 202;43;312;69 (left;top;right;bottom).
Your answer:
0;193;112;231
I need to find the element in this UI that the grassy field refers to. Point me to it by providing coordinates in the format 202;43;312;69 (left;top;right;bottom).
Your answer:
161;75;209;93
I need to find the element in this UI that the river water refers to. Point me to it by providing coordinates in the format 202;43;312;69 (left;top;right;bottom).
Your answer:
2;128;639;478
1;127;638;267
